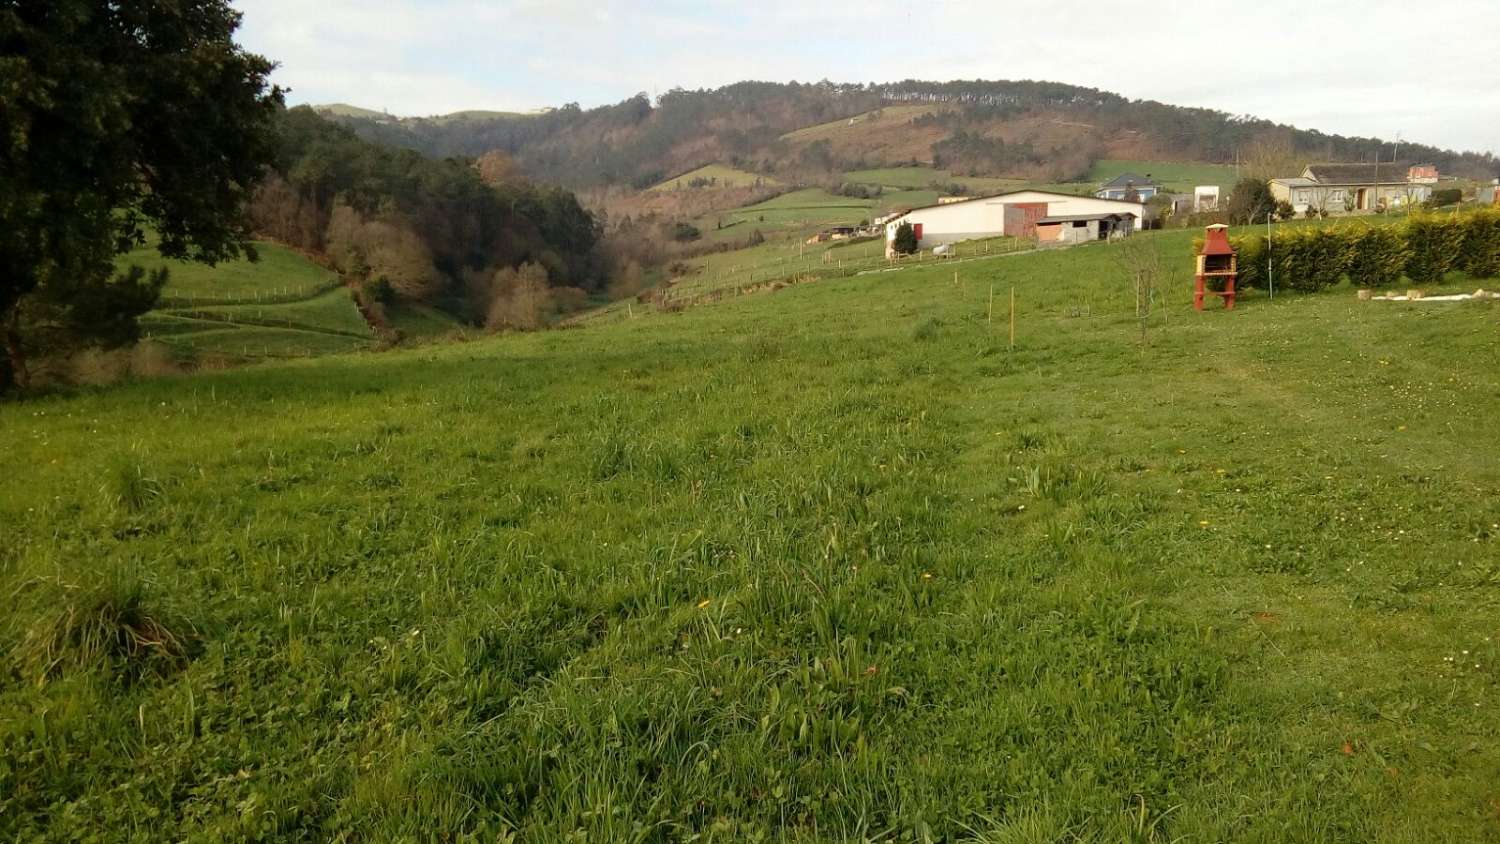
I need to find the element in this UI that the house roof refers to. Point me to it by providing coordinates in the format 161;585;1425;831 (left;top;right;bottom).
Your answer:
1305;163;1412;186
1271;177;1317;187
893;189;1141;217
1099;172;1158;189
1038;212;1136;224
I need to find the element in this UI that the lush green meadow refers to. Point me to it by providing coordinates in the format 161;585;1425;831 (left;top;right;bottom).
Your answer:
1086;161;1240;194
119;240;340;306
119;240;379;364
5;228;1500;841
652;164;781;191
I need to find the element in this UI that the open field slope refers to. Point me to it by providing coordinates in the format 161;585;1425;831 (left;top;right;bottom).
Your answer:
120;239;377;362
1085;160;1240;194
651;164;780;191
118;240;340;306
5;231;1500;840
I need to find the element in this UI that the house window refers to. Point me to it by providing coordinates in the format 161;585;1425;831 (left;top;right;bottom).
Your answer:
1072;221;1087;228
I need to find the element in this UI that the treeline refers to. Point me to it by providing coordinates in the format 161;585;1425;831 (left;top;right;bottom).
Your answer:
322;79;1500;191
250;107;605;327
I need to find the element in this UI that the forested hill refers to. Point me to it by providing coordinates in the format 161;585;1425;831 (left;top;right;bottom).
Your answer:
318;79;1500;189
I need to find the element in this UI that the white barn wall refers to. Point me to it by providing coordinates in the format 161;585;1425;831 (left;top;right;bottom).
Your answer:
885;191;1145;254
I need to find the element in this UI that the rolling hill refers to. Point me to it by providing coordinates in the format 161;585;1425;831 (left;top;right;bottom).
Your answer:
7;222;1500;839
317;79;1500;192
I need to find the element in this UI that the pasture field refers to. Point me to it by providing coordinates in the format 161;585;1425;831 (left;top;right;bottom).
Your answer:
780;105;942;142
845;167;1024;196
122;239;380;363
1087;160;1240;194
5;227;1500;841
119;240;340;306
652;164;780;192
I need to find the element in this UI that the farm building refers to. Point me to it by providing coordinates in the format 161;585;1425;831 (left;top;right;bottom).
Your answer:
884;190;1143;257
1095;173;1160;201
1271;163;1433;215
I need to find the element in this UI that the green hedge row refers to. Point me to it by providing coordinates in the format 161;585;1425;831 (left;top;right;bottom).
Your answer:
1212;209;1500;292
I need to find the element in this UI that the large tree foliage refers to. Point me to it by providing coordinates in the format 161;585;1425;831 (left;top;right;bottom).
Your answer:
0;1;282;391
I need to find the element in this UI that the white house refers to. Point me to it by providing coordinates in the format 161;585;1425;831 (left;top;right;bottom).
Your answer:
884;190;1144;257
1095;173;1161;201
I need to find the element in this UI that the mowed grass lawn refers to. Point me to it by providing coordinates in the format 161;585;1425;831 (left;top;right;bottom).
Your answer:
4;230;1500;840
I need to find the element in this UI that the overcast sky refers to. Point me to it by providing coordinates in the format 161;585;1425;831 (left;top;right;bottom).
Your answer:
236;0;1500;155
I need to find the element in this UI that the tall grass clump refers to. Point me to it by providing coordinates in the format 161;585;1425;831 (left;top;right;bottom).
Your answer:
10;570;194;684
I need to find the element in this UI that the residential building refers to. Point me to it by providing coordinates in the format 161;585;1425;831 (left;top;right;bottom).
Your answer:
884;190;1142;257
1095;173;1160;201
1408;165;1440;184
1270;163;1433;215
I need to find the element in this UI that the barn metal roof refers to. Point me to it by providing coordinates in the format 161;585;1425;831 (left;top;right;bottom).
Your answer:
1037;212;1135;223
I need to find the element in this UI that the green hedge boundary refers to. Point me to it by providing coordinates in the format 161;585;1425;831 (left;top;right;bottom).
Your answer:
1198;209;1500;292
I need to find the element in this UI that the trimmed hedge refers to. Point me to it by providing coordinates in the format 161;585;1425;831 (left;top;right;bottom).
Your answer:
1405;214;1466;284
1459;208;1500;280
1345;225;1409;289
1193;209;1500;294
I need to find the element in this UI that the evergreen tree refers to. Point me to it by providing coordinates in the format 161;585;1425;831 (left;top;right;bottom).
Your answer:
0;1;282;391
892;222;919;255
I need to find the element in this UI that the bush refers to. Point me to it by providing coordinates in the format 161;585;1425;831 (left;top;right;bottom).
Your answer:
892;222;918;255
1345;226;1410;289
1428;188;1462;208
1458;208;1500;280
1271;227;1351;292
1404;213;1466;284
1226;178;1276;225
671;222;701;243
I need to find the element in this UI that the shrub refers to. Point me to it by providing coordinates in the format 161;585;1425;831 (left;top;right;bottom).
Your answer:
1458;208;1500;280
1226;178;1275;224
1233;235;1267;290
892;222;918;255
1428;188;1462;208
1404;213;1466;284
1345;225;1410;289
671;223;701;242
1270;226;1351;292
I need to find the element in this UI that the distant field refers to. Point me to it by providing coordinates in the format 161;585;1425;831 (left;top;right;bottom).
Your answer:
172;288;374;339
845;166;1024;195
118;239;340;305
122;238;376;362
1088;159;1240;193
386;302;468;340
8;219;1500;839
780;104;941;142
651;164;779;191
716;188;875;230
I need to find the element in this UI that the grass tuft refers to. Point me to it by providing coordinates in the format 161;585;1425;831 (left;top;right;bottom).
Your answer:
12;571;194;684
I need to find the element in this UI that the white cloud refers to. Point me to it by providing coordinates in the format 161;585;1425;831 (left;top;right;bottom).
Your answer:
233;0;1500;153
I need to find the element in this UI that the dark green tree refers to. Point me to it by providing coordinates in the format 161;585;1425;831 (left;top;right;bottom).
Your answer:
892;222;919;255
0;1;283;391
1226;178;1277;225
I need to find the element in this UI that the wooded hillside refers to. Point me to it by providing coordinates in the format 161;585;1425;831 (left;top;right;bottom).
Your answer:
319;79;1500;190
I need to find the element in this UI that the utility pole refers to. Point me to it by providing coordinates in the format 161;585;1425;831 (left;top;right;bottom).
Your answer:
1267;212;1274;300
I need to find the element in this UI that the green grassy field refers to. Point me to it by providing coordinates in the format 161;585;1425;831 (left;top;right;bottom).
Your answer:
1087;160;1240;194
120;239;380;363
119;240;340;306
652;164;780;192
845;167;1024;196
5;228;1500;840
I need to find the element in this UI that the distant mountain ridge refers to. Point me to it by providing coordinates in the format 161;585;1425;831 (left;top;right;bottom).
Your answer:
315;79;1500;190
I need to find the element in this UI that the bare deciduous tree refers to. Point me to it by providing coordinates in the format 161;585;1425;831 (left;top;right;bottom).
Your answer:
1115;236;1167;345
